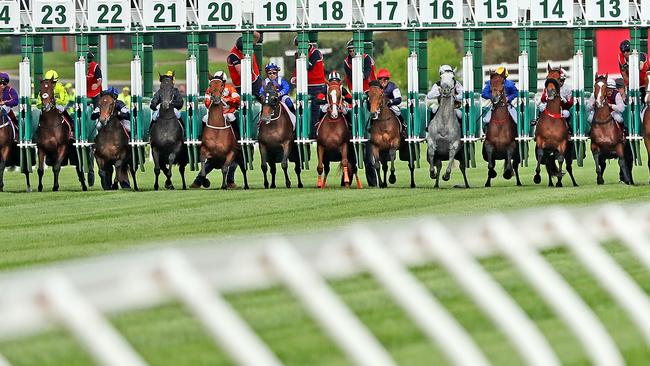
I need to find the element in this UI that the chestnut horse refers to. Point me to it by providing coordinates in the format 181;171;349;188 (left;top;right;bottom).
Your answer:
590;74;633;185
34;78;87;192
367;81;402;188
316;80;361;189
258;82;303;189
533;65;578;187
190;77;249;190
483;72;522;187
93;92;138;190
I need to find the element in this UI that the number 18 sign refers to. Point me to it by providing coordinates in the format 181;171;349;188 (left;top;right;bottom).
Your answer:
308;0;351;25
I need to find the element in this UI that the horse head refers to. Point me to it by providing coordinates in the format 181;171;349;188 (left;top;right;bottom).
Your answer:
367;80;385;120
545;64;562;100
98;92;116;125
207;77;224;106
260;82;279;123
440;72;455;98
326;80;342;119
39;78;55;112
158;74;174;110
594;74;608;109
489;72;506;106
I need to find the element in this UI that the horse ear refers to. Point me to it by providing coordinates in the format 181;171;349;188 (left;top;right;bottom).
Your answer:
453;67;457;74
547;63;551;72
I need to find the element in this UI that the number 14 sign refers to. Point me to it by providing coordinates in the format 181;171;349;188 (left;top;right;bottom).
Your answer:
530;0;573;22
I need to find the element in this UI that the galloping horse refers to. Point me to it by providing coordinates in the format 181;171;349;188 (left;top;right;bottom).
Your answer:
34;78;87;192
150;74;188;190
533;65;578;187
316;79;361;189
426;71;469;188
258;82;302;189
367;80;402;188
483;72;522;187
93;92;138;190
190;76;249;190
0;108;16;191
643;88;650;183
590;74;633;185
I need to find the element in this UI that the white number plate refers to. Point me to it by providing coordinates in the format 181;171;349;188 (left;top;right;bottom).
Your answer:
308;0;351;25
474;0;517;23
198;0;241;26
34;0;75;29
143;0;186;28
418;0;462;24
364;0;407;24
254;0;297;26
530;0;573;22
584;0;629;22
0;1;20;32
88;0;130;29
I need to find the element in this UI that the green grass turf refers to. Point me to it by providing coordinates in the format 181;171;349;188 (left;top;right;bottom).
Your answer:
1;142;650;269
1;244;649;365
0;50;226;81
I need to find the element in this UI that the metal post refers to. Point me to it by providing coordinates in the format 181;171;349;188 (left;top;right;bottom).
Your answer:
18;50;34;175
518;29;532;166
143;34;153;98
131;33;146;171
295;31;310;169
186;32;200;170
198;34;209;92
629;27;643;166
573;28;587;166
239;31;255;170
351;31;366;170
74;56;90;174
100;35;108;88
464;28;481;167
33;36;43;96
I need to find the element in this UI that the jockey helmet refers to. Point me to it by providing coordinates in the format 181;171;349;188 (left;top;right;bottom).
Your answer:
439;64;454;76
161;70;175;82
265;63;280;72
495;66;509;78
607;79;617;89
64;82;72;89
346;40;354;49
86;52;95;61
376;69;391;80
122;86;130;93
107;86;119;98
615;78;625;89
45;70;59;81
620;40;631;53
328;71;341;82
0;72;9;84
212;70;227;82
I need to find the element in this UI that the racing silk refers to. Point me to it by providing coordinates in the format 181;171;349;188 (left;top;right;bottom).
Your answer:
292;45;327;87
37;82;69;107
90;99;130;121
227;46;260;88
383;81;402;115
539;83;574;112
481;79;518;104
204;83;240;115
259;76;291;97
149;87;184;111
117;93;131;109
426;80;464;103
86;61;103;98
618;51;650;88
607;89;626;113
343;54;376;92
316;87;352;106
1;85;19;108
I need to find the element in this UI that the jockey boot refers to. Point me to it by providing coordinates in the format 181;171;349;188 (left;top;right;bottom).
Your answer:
397;114;407;139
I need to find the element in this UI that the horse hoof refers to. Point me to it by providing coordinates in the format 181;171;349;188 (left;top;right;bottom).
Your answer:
298;182;304;188
190;182;201;189
488;169;497;179
286;183;291;189
52;186;59;192
430;171;437;179
166;184;175;190
264;182;269;189
597;177;604;185
442;173;450;181
410;183;416;189
503;170;513;180
38;185;43;192
202;179;211;188
533;174;541;184
82;185;88;192
270;183;276;189
484;182;491;188
556;181;563;188
27;187;32;193
154;185;159;191
244;185;250;190
388;175;396;184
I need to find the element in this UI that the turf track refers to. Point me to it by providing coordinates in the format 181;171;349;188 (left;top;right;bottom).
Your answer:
1;143;650;365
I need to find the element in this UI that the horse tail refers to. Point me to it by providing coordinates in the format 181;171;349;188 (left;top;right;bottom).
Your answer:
545;159;560;177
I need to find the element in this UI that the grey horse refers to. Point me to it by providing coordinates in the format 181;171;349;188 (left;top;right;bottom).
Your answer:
426;72;470;188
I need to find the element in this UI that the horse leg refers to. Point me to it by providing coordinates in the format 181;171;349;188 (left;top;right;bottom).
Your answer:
427;141;438;179
341;143;350;187
409;159;416;189
179;162;187;190
0;155;5;192
593;149;604;185
459;157;470;188
152;148;161;191
434;160;442;188
260;144;270;189
617;143;632;185
533;146;543;184
129;163;139;191
52;146;66;192
443;140;460;182
108;165;118;190
323;160;330;188
555;153;565;188
24;167;31;192
295;162;303;188
37;149;45;192
280;142;291;189
503;145;514;180
222;151;236;189
269;161;277;189
484;144;495;187
192;159;211;189
161;162;174;190
316;144;325;189
566;158;578;187
388;149;396;185
238;151;249;190
372;145;382;188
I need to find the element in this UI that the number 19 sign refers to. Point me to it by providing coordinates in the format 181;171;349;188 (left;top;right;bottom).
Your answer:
308;0;351;25
585;0;628;22
254;0;297;27
143;0;186;28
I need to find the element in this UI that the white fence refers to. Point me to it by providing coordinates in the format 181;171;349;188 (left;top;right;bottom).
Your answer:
482;58;603;90
1;203;650;365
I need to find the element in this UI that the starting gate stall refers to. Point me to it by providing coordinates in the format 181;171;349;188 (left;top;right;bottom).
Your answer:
295;31;310;169
627;45;643;166
571;50;588;166
18;58;35;174
185;54;200;171
73;56;93;175
517;50;532;165
350;34;367;172
129;56;148;171
239;41;255;170
403;30;429;169
461;51;480;168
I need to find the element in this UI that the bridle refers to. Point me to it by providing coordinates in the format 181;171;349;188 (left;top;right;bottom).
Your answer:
327;82;343;119
205;79;230;130
368;85;386;120
260;85;281;123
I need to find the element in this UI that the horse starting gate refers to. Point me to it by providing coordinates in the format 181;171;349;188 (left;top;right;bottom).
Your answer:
8;0;650;178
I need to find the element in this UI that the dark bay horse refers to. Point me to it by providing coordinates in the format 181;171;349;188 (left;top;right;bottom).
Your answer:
0;108;16;191
483;72;522;187
35;78;87;192
533;65;578;187
190;76;249;190
643;89;650;183
316;80;361;189
94;92;138;190
367;81;402;188
258;82;303;189
150;74;188;190
590;75;633;185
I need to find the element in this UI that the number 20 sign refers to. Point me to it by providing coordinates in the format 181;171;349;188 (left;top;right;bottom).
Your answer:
198;0;242;27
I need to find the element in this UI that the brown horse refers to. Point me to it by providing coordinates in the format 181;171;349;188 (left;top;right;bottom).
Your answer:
533;65;578;187
34;78;87;192
643;89;650;183
590;74;632;185
316;80;361;189
367;81;401;188
93;92;138;191
483;72;522;187
258;82;303;189
0;107;15;191
190;77;249;190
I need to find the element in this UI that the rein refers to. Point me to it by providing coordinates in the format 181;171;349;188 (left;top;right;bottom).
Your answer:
592;115;613;125
205;103;231;130
261;103;282;123
543;109;563;119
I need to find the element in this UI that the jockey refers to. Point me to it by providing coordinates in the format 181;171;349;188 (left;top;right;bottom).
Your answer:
618;39;650;102
86;52;102;108
343;40;376;92
537;68;574;134
316;71;352;119
587;79;626;129
91;87;131;133
259;63;295;114
376;68;407;131
427;64;463;123
0;72;19;138
150;70;183;122
482;66;518;127
38;70;73;124
203;71;240;124
291;36;327;138
227;32;263;98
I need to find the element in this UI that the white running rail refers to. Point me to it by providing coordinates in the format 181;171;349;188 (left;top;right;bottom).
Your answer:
1;203;650;366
